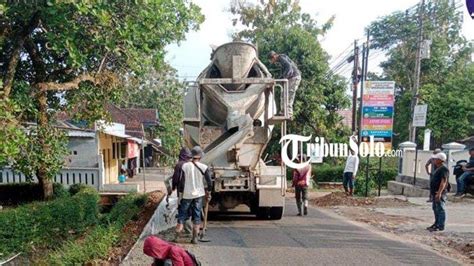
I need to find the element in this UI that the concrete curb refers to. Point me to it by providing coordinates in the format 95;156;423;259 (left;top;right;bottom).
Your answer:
122;195;178;263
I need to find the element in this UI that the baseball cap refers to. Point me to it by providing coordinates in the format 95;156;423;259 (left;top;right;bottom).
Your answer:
431;152;447;162
433;148;442;154
191;146;204;158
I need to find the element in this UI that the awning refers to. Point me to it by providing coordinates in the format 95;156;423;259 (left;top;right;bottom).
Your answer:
128;137;148;145
102;130;132;139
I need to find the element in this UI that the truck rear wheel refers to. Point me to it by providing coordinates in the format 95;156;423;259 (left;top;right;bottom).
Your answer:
269;206;283;220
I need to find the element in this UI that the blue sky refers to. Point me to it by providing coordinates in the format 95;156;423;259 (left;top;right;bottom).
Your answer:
166;0;474;81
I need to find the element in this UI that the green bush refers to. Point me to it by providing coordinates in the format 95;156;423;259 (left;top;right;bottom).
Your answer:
355;176;377;196
48;193;149;264
0;183;67;204
47;225;120;265
0;186;99;260
68;183;90;196
53;183;69;198
104;193;147;227
354;167;397;196
313;165;345;183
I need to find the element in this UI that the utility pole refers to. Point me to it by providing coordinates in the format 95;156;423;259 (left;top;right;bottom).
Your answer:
408;0;425;142
351;40;359;134
358;31;370;144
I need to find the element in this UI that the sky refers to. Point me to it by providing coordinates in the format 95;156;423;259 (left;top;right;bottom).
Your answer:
165;0;474;81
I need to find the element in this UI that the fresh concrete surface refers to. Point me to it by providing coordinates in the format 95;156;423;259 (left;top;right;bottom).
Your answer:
184;199;458;266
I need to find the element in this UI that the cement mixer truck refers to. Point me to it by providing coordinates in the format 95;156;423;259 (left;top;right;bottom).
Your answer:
182;42;289;220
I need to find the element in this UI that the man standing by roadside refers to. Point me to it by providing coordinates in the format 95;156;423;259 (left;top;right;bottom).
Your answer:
425;148;442;202
292;157;311;216
170;147;192;196
343;149;359;196
427;152;449;232
169;147;193;235
175;146;212;244
268;51;301;119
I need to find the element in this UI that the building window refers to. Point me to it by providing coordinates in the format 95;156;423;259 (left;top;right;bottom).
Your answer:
73;151;78;155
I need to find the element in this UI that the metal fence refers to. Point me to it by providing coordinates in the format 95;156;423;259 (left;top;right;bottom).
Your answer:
0;167;100;190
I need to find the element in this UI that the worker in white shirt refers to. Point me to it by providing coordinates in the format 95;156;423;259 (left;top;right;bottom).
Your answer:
343;149;359;196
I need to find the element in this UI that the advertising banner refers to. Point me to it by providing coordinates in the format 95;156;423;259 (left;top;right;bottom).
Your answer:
361;81;395;150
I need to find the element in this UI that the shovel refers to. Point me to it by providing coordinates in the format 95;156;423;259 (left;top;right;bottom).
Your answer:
199;196;211;242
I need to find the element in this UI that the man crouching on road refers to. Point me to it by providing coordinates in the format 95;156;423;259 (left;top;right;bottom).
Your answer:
175;146;212;244
427;152;449;232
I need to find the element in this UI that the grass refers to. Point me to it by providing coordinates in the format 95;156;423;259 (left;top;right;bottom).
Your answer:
44;193;147;264
0;185;148;264
0;186;99;261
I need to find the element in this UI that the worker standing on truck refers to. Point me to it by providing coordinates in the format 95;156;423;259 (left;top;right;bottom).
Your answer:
175;146;212;244
268;51;301;119
292;157;311;216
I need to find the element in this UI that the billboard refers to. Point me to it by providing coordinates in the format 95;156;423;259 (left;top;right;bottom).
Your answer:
360;81;395;150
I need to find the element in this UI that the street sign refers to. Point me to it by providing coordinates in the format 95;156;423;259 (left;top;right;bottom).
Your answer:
361;81;395;150
413;104;428;127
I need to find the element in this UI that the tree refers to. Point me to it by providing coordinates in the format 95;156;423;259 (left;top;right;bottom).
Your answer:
368;0;473;146
1;1;203;198
230;0;350;156
119;66;186;165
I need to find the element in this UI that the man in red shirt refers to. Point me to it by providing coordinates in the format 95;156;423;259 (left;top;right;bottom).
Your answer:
292;158;311;216
144;236;200;266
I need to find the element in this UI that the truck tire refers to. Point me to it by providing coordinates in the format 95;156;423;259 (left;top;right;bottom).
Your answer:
269;207;283;220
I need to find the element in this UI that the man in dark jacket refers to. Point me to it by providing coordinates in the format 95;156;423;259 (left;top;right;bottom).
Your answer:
425;148;442;202
427;152;449;232
168;147;193;237
171;147;192;195
268;51;301;118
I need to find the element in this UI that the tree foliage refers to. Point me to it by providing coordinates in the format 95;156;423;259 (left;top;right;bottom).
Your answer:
230;0;350;156
119;66;185;165
367;0;473;146
1;1;203;197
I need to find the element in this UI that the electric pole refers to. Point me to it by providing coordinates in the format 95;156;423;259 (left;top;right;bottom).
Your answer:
358;31;370;144
351;40;359;134
408;0;425;142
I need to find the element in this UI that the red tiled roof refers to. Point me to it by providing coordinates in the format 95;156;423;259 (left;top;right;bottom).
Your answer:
106;104;159;138
56;104;159;138
123;108;158;125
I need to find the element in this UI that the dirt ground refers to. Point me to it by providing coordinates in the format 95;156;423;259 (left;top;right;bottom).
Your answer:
309;191;474;264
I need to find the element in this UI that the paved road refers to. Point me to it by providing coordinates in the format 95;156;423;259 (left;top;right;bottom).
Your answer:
187;199;458;266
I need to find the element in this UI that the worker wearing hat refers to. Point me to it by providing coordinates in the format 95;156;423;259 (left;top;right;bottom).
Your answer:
425;148;442;202
427;152;449;232
175;146;212;244
268;51;301;119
